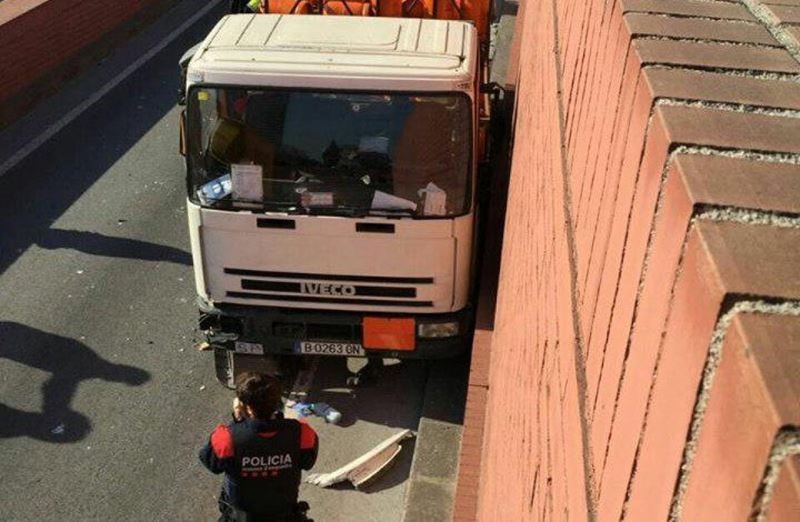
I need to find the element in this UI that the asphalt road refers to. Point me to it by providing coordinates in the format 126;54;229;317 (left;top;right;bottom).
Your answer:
0;2;445;520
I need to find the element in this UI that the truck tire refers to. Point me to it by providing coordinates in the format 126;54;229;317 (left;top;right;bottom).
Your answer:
214;347;236;389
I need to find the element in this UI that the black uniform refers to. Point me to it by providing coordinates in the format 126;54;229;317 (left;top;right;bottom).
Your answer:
200;416;318;521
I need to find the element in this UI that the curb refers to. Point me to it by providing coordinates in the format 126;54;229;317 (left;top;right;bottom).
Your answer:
402;354;470;522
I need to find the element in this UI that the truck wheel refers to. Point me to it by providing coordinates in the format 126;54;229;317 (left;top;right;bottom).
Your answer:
213;347;235;389
346;358;382;387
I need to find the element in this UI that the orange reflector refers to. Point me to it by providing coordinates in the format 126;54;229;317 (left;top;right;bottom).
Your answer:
362;317;416;351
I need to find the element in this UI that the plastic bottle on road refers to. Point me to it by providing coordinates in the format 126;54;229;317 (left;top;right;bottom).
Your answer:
311;403;341;425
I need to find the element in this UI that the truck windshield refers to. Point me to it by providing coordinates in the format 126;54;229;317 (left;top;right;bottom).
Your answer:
185;88;471;217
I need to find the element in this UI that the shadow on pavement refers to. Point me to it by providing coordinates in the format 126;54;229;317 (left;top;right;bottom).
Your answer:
0;321;150;442
305;358;426;430
35;228;192;265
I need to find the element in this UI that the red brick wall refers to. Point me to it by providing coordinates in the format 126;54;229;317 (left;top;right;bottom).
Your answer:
0;0;176;126
464;0;800;520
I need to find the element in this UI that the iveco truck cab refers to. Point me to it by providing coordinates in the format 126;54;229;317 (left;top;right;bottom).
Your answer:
180;2;493;384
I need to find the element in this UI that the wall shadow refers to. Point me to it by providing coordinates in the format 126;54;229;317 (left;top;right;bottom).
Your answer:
494;0;519;18
35;228;191;265
0;321;150;442
475;86;515;332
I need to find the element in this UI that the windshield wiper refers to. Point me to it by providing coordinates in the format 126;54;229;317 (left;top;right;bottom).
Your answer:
305;206;368;218
260;200;301;213
305;207;418;218
368;208;417;217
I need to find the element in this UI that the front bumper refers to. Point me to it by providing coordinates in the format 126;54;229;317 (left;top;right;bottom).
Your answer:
199;300;472;359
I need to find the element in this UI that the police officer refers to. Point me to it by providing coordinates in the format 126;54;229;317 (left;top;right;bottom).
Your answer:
200;372;318;521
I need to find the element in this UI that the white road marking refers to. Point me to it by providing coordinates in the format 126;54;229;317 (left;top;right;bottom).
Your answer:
0;0;224;179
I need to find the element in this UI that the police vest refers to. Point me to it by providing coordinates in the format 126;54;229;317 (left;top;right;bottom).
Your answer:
229;418;303;517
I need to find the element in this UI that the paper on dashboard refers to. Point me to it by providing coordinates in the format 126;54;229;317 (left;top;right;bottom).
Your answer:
418;182;447;216
371;191;417;211
231;164;263;202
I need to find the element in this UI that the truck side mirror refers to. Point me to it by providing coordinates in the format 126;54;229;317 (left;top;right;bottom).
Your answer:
179;110;187;157
177;43;200;106
480;81;506;98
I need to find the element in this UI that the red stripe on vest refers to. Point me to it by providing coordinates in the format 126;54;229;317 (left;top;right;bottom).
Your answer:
299;420;317;450
211;424;234;458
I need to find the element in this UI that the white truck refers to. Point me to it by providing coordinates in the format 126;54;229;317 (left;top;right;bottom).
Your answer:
179;2;495;385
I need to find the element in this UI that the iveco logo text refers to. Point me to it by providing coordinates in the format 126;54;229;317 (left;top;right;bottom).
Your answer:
301;282;356;296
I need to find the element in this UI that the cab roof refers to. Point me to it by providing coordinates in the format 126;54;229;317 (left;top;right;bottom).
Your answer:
189;14;477;91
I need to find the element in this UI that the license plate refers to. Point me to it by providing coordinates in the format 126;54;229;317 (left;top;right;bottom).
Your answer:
298;341;365;357
234;341;264;355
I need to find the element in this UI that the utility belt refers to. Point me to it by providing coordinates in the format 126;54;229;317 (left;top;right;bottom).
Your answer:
221;499;311;522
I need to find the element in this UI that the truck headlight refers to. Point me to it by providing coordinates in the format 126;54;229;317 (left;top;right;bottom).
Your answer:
418;322;460;338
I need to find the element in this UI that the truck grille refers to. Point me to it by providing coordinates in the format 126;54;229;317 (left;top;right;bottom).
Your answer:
224;268;433;284
224;268;435;308
241;279;416;298
272;322;358;342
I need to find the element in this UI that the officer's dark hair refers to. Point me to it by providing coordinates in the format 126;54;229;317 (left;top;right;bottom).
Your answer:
235;372;283;419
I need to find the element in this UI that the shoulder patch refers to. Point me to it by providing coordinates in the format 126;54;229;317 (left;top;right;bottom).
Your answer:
299;420;317;450
211;424;234;458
